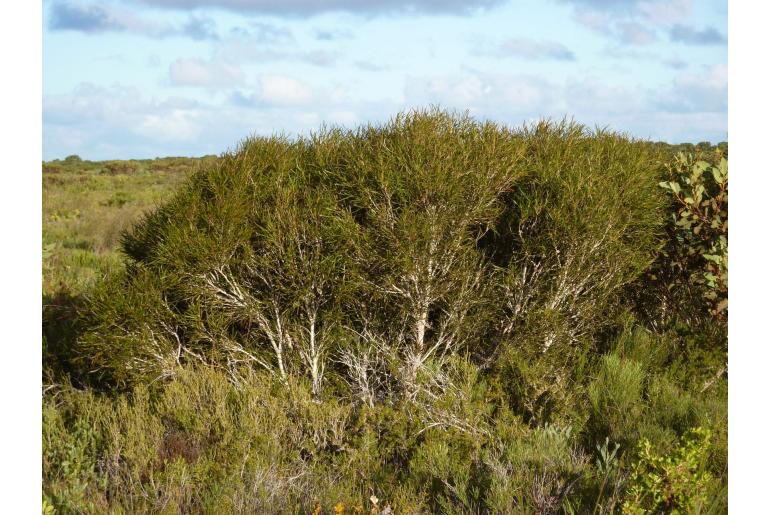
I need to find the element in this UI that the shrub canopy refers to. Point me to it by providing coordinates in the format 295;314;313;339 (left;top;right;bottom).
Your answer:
77;109;665;394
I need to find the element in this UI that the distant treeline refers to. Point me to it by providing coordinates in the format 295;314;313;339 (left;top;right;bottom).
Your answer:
42;154;220;176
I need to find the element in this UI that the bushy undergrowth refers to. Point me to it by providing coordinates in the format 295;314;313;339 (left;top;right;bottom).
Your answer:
43;109;727;513
43;325;726;513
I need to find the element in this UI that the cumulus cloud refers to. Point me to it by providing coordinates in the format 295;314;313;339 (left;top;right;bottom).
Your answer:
49;2;111;32
43;83;217;158
562;0;696;47
138;109;203;142
405;73;559;117
208;22;344;66
669;24;726;45
260;75;313;106
43;81;395;159
560;0;691;22
482;38;576;60
182;15;219;40
602;46;695;73
575;14;658;46
231;75;314;107
49;1;220;39
405;72;651;122
132;0;506;17
654;64;727;113
169;58;245;87
43;63;728;162
636;0;692;25
49;1;167;35
403;66;726;143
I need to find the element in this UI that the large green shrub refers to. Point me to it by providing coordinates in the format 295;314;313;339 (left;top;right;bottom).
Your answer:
76;110;664;409
486;124;664;424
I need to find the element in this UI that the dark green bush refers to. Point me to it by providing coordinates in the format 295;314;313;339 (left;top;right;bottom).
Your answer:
76;110;665;401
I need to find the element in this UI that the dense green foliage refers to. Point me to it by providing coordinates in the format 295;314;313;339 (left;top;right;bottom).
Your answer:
636;146;728;328
43;110;727;513
659;152;728;319
623;427;714;514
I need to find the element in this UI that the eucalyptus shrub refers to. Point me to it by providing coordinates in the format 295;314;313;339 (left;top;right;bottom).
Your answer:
76;109;664;407
659;153;728;317
637;148;728;332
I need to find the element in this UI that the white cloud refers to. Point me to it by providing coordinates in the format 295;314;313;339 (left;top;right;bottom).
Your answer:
258;75;313;106
417;76;487;103
405;73;556;117
561;0;691;23
43;78;403;160
49;1;221;40
43;83;222;159
403;67;725;142
637;0;692;25
42;60;728;162
565;0;695;47
169;58;245;88
475;38;576;60
49;1;164;34
138;109;202;142
132;0;506;17
669;24;726;45
655;64;727;113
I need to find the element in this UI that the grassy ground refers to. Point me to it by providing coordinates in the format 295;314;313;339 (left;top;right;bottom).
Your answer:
43;156;213;297
42;156;214;388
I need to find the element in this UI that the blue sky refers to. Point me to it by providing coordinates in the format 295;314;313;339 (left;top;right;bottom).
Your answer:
42;0;727;160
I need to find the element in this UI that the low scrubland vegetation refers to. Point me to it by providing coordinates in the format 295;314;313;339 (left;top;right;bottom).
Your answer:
42;109;727;513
